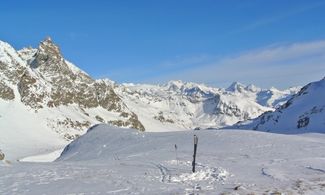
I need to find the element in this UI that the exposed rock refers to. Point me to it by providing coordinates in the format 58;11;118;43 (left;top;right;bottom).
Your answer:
18;71;46;109
109;113;145;131
0;81;15;100
154;111;175;124
95;115;105;123
297;117;309;129
0;150;4;160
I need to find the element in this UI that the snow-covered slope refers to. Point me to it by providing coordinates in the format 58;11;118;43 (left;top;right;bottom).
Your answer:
115;80;298;131
2;124;325;194
233;78;325;133
227;82;299;108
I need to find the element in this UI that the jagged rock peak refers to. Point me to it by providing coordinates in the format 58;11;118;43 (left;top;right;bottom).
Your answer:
29;37;64;69
38;36;61;57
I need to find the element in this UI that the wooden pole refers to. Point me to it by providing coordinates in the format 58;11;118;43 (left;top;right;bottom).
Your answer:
192;135;198;173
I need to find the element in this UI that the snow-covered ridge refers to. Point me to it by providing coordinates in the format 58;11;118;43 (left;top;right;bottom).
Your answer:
115;79;299;131
232;78;325;133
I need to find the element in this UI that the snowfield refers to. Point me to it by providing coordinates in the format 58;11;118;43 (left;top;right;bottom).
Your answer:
1;124;325;194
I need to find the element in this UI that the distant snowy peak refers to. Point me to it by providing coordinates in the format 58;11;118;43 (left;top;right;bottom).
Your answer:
226;81;247;92
164;80;220;98
115;79;298;130
233;77;325;133
245;84;260;92
165;80;185;91
224;81;300;108
226;81;264;93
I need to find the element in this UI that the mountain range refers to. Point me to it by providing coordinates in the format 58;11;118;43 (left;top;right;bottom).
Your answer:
0;38;300;134
2;38;324;159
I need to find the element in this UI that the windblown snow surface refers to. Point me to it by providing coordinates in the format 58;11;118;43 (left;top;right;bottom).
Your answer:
1;124;325;194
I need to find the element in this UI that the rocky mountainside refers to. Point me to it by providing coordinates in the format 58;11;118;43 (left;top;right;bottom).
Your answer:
0;38;144;143
232;78;325;133
0;38;299;141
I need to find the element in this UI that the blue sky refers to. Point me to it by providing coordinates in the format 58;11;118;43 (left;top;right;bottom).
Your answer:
1;0;325;89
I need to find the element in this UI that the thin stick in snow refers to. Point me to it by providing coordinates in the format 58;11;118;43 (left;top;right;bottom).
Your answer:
174;144;178;165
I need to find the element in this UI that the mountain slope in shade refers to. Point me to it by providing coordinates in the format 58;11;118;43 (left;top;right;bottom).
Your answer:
232;77;325;133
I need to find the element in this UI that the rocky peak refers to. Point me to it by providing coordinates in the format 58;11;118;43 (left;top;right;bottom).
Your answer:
31;37;64;69
39;37;61;56
40;37;59;52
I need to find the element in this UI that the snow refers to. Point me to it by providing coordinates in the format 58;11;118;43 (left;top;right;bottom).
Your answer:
0;40;27;66
20;149;64;163
64;60;89;76
0;98;67;161
1;38;323;194
1;38;300;157
115;80;292;131
234;78;325;133
1;124;325;194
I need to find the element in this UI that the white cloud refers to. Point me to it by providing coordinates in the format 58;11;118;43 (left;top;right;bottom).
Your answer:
148;40;325;89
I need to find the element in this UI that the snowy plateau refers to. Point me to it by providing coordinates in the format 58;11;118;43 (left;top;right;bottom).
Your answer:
0;38;325;194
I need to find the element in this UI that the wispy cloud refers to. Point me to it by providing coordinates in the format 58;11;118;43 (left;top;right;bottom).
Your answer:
232;1;325;34
147;40;325;89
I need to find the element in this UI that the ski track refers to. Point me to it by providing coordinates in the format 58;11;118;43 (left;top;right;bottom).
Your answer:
155;163;171;183
306;166;325;174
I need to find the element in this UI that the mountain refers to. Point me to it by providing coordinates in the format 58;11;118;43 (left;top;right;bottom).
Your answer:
115;80;299;131
0;38;144;159
0;38;299;159
226;81;299;108
232;78;325;133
